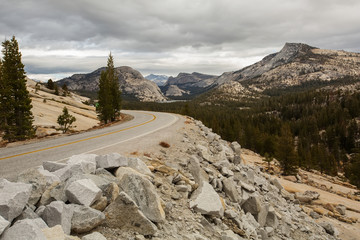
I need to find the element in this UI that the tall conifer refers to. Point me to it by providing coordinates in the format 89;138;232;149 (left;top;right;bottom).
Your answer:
97;70;112;123
0;36;34;141
276;124;298;175
107;53;121;121
97;53;122;123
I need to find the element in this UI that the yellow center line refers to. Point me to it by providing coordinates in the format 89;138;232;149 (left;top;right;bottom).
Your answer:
0;112;156;161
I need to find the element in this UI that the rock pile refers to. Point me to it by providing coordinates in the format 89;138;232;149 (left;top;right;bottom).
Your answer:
0;118;341;239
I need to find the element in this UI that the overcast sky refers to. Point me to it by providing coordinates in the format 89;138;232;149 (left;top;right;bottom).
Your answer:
1;0;359;81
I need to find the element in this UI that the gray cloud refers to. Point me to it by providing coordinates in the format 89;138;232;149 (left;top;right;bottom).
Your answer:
1;0;360;81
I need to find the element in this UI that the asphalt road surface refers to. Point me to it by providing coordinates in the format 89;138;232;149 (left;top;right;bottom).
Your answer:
0;110;179;180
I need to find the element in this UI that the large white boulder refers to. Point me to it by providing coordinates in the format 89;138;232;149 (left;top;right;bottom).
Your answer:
41;201;73;235
53;155;97;182
0;179;32;222
190;181;224;217
65;179;102;206
104;191;157;235
0;215;10;236
69;204;105;233
119;174;165;223
96;153;128;169
1;219;47;240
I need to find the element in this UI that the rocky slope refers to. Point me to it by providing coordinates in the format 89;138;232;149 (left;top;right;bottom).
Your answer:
213;43;360;95
0;116;344;240
162;72;217;97
58;67;167;102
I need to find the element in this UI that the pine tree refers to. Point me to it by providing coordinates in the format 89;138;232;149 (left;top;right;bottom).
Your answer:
62;83;69;96
0;36;34;141
97;53;122;123
97;70;112;123
276;124;298;175
57;107;76;133
107;53;121;121
47;79;54;90
54;83;59;95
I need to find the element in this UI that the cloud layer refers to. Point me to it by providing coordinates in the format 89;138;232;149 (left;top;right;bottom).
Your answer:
1;0;359;80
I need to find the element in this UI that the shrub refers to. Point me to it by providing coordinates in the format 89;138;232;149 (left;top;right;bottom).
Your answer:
159;141;170;148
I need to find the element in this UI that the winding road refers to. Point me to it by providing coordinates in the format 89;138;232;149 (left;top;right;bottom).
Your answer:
0;110;179;180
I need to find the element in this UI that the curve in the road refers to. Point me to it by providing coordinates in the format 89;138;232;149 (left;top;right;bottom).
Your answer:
0;112;156;161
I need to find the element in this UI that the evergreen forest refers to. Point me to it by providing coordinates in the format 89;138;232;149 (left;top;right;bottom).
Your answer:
123;87;360;187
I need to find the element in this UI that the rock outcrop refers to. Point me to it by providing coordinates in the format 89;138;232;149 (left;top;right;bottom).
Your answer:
57;66;167;102
161;72;217;97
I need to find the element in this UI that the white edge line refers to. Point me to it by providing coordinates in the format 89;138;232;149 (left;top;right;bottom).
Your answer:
55;112;179;163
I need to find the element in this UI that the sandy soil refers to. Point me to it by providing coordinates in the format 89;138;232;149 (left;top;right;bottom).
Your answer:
241;149;360;240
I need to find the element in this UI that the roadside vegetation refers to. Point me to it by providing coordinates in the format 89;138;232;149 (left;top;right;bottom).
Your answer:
97;53;122;124
0;36;34;142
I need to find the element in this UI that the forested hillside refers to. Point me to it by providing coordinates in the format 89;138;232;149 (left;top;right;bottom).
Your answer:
123;88;360;187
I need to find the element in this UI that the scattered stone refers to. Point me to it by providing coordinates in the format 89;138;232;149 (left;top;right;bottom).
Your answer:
102;182;120;205
43;161;67;172
14;205;39;221
42;225;69;240
90;196;108;211
37;168;61;185
0;179;32;222
230;141;242;156
41;201;73;235
241;182;255;193
241;195;261;217
1;219;47;240
104;191;157;235
82;232;107;240
295;192;313;204
96;153;128;169
188;156;202;181
115;167;150;181
319;222;335;235
257;204;269;227
70;204;105;233
17;168;51;205
270;178;283;192
303;190;320;200
176;184;190;192
222;178;241;203
224;209;238;219
0;215;10;236
221;167;234;177
265;206;278;228
65;179;102;206
233;155;242;165
336;204;346;215
190;181;224;217
310;211;321;219
67;154;97;174
120;173;165;223
127;157;154;177
197;144;212;162
324;203;336;212
221;229;243;240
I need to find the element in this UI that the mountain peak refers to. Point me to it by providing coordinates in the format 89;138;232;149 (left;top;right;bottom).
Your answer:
281;42;316;55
